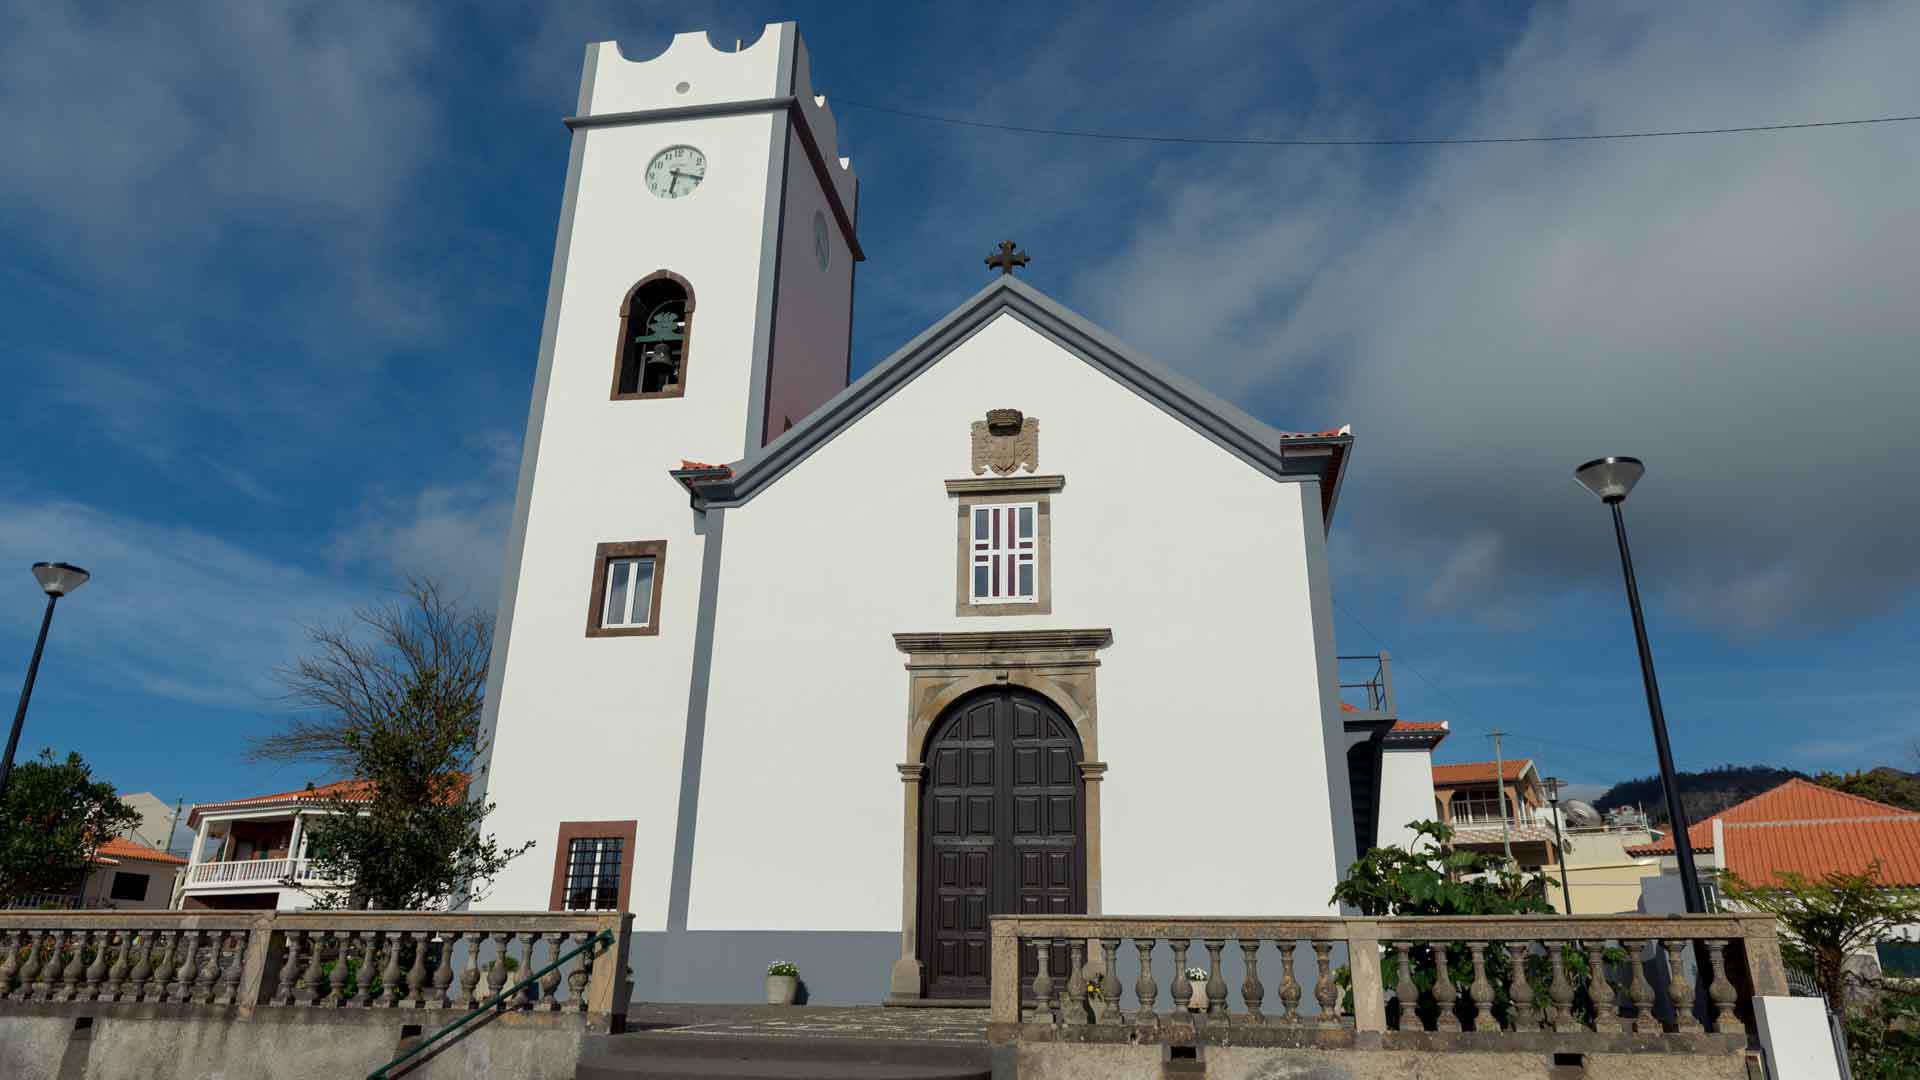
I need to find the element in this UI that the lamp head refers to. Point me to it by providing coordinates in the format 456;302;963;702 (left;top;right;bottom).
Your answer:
1574;456;1645;504
31;562;90;598
1542;776;1566;804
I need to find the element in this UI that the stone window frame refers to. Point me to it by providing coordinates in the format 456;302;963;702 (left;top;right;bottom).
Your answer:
947;475;1063;618
609;270;694;401
547;819;638;913
585;540;667;638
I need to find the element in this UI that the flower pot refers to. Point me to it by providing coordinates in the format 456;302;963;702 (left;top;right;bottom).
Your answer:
1187;978;1209;1011
765;974;798;1005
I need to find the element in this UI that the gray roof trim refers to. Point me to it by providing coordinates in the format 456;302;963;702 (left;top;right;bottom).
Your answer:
680;277;1352;520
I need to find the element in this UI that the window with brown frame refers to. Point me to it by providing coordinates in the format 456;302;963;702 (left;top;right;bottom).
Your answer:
611;271;694;399
548;820;638;912
586;541;667;637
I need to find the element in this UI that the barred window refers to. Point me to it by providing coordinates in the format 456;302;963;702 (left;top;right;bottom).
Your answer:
564;837;623;912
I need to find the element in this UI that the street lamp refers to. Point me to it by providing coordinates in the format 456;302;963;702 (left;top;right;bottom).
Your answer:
1542;776;1573;913
1;563;91;805
1573;457;1705;914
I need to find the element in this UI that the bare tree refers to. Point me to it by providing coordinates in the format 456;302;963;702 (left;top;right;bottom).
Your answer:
250;578;492;771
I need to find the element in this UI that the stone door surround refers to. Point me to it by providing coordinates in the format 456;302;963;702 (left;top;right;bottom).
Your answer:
888;627;1112;1000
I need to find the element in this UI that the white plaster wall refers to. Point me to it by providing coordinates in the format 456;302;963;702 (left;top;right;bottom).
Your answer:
688;313;1345;932
1377;749;1440;852
479;101;785;926
586;26;788;116
762;124;854;440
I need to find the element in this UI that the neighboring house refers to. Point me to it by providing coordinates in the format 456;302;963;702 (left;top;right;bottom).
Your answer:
476;23;1391;1005
1538;810;1661;916
2;835;185;912
116;791;184;855
177;780;368;911
1431;759;1562;871
1630;778;1920;974
1372;719;1451;852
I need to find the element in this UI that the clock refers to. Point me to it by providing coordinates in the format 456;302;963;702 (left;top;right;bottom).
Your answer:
645;145;707;199
812;210;830;271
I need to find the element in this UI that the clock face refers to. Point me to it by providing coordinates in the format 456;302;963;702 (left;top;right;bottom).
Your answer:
645;145;707;199
812;210;830;271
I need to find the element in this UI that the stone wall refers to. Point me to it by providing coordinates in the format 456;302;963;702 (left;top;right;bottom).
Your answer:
1011;1043;1753;1079
0;1006;587;1080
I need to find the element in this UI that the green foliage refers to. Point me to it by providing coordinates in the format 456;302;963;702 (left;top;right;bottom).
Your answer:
1331;820;1552;918
0;750;140;903
1843;985;1920;1080
1720;861;1920;1009
1815;767;1920;813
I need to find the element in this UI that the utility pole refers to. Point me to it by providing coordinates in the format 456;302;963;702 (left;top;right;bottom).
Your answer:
1487;730;1514;862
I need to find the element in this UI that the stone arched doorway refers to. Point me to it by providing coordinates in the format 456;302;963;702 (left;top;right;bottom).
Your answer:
917;686;1086;999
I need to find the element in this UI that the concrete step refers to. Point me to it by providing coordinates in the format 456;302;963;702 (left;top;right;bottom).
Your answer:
576;1034;992;1080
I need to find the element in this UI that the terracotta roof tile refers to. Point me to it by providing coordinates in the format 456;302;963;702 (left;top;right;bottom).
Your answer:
1278;425;1352;440
1622;779;1920;885
187;779;376;827
94;836;187;866
1394;721;1449;733
1433;759;1534;785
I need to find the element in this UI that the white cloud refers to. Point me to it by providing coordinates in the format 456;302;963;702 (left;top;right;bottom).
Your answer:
1078;1;1920;632
325;432;519;606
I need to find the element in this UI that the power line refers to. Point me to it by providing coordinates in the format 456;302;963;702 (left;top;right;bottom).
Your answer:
837;100;1920;148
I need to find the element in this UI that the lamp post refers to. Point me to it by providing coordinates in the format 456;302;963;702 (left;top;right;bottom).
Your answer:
1542;776;1573;913
1573;457;1705;914
2;562;91;805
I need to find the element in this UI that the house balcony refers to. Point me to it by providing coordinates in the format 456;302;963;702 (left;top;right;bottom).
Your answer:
183;857;332;889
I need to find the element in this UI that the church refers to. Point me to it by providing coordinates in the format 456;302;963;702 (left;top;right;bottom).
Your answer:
474;22;1391;1005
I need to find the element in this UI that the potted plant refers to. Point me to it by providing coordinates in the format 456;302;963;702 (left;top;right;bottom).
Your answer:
1183;967;1210;1011
765;960;799;1005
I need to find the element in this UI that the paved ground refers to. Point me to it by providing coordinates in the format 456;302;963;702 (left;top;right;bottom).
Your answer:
627;1003;990;1044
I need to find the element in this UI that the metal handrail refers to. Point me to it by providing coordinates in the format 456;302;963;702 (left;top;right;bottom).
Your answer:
367;927;613;1080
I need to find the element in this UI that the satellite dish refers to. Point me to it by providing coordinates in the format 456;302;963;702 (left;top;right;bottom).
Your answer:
1562;800;1602;827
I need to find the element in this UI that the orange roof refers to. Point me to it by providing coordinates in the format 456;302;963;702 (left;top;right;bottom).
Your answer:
187;779;375;827
94;836;187;866
1624;779;1920;885
1394;721;1448;733
1433;759;1534;785
1278;425;1352;440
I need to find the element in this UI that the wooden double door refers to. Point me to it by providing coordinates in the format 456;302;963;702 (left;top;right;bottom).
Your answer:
919;687;1085;999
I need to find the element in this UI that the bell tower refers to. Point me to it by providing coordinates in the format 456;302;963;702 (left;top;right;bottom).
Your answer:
474;23;860;921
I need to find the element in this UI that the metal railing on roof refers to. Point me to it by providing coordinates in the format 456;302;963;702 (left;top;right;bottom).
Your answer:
1337;651;1396;716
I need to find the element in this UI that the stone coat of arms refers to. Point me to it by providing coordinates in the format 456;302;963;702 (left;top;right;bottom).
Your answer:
970;409;1039;475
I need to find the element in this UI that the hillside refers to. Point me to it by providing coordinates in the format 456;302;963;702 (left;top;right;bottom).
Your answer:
1592;764;1808;824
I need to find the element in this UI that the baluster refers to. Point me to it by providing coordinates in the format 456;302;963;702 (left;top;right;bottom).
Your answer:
1276;940;1302;1024
487;932;512;1005
40;929;69;1001
565;933;590;1011
125;930;155;1003
518;931;538;1008
351;931;378;1006
167;930;196;1002
1430;942;1461;1032
1466;942;1494;1032
15;931;45;1001
59;928;87;1001
1626;941;1658;1033
83;930;110;1001
382;931;406;1007
1239;940;1265;1023
460;933;484;1007
105;928;132;1001
1132;938;1159;1029
1168;939;1191;1014
297;931;327;1006
0;929;22;999
1093;938;1121;1024
1586;941;1620;1032
402;931;429;1008
539;933;565;1012
195;931;223;1004
273;930;301;1006
1664;939;1702;1033
1705;940;1742;1035
1202;939;1228;1017
327;931;351;1006
1545;942;1574;1029
431;933;458;1009
218;934;244;1006
150;931;179;1003
1031;936;1056;1024
1311;941;1338;1026
1504;943;1538;1031
1065;939;1087;1024
575;929;599;1013
1391;941;1419;1030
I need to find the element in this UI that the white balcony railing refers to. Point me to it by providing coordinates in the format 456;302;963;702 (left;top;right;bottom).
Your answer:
184;858;330;888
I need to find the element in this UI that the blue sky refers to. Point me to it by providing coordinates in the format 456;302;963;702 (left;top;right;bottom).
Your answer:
3;1;1917;816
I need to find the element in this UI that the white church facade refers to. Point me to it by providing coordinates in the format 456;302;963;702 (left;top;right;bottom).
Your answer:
475;23;1396;1004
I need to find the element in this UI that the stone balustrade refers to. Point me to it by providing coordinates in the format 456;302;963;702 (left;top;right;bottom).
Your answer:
0;910;632;1028
990;912;1787;1054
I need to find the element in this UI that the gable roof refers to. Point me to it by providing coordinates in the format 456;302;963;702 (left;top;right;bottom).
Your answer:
94;835;187;867
187;779;376;827
1433;759;1535;786
1623;778;1920;885
672;276;1354;525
